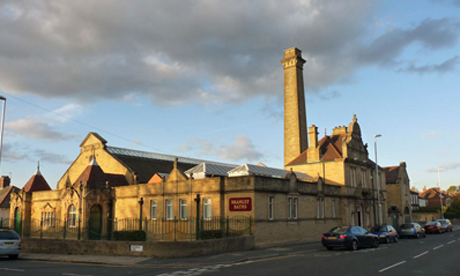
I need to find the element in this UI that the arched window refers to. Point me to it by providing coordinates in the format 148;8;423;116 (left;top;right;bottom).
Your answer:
68;205;77;228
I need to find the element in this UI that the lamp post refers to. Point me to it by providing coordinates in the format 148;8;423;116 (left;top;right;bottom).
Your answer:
0;96;6;172
438;166;444;219
374;134;382;225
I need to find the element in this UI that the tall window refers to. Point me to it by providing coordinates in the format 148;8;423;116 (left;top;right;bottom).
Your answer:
288;198;292;219
150;200;157;220
316;199;320;218
321;198;325;218
350;168;357;187
332;200;336;218
269;197;274;220
166;199;173;220
203;198;212;220
293;198;298;219
68;205;77;228
180;199;187;219
41;211;55;227
361;169;366;188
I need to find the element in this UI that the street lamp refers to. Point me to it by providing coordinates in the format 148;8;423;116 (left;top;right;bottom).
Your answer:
374;134;382;225
438;165;444;219
0;95;6;172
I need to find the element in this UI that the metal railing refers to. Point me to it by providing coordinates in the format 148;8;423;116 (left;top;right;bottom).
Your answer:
4;216;253;241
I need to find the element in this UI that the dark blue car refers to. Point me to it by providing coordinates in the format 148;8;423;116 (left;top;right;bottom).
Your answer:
322;226;379;251
370;225;399;243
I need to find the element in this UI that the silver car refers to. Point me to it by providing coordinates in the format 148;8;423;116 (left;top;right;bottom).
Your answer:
0;229;21;259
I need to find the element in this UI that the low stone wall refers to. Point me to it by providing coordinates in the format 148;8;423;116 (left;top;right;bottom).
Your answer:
22;236;254;258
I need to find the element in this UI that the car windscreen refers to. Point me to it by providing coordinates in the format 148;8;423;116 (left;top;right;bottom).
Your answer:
371;226;387;232
400;224;413;229
0;230;20;240
426;222;437;226
329;227;349;234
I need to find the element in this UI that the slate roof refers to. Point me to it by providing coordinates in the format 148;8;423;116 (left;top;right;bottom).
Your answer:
106;146;231;183
74;159;129;189
227;163;314;181
23;169;52;192
383;166;400;184
0;186;20;208
185;163;238;178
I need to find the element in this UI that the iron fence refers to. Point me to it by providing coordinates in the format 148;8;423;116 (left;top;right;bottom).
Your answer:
1;216;253;241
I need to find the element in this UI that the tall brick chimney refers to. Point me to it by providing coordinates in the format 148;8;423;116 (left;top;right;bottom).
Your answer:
0;175;10;189
281;47;307;166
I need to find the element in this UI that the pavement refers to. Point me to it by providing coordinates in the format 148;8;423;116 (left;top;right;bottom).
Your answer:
18;242;321;268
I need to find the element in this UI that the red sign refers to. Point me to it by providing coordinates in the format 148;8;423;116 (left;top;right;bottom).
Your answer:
229;197;252;211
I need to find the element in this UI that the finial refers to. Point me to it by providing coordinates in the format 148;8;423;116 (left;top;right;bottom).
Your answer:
353;114;357;122
35;161;42;176
174;157;178;169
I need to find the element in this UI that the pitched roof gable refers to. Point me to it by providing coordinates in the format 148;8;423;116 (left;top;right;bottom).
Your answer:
0;186;20;208
23;169;52;192
74;159;128;189
383;166;400;184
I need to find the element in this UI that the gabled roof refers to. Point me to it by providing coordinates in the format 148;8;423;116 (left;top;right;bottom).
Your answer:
419;188;451;200
383;166;400;184
0;186;20;208
227;163;314;181
106;146;231;183
23;168;52;192
74;159;128;189
286;134;344;165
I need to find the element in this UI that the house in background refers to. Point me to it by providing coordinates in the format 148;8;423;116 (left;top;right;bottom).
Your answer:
383;162;411;227
419;187;452;208
0;176;20;222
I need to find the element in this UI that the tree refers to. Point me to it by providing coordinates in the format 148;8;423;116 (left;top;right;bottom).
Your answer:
447;186;460;194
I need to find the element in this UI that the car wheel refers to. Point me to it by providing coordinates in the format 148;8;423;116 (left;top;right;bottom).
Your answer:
8;255;18;260
394;236;398;243
416;233;420;239
326;247;333;251
373;239;380;248
351;240;358;251
385;237;390;244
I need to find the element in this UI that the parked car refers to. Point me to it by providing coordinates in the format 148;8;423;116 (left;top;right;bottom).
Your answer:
436;219;453;232
0;229;21;259
322;226;379;251
399;223;426;239
370;225;399;243
424;221;444;234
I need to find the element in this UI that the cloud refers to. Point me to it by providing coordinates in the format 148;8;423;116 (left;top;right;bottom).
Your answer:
397;56;459;74
32;149;72;164
358;18;460;67
1;143;29;162
6;118;78;141
179;135;264;163
0;1;458;107
425;163;460;172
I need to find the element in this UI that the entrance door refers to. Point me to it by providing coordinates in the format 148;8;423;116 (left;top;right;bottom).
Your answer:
88;205;102;240
14;208;21;234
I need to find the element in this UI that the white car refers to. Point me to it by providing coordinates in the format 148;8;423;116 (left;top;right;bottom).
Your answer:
0;229;21;259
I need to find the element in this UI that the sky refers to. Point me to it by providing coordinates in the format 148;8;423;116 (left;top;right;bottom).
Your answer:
0;0;459;192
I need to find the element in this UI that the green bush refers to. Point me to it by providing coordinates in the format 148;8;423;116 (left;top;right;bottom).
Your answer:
113;230;146;241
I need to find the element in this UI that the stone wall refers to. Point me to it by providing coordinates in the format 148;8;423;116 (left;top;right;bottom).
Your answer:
22;236;254;258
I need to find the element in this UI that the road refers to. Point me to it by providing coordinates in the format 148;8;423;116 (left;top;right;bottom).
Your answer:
1;230;459;276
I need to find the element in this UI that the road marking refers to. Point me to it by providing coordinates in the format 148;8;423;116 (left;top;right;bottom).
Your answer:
448;240;456;245
433;245;444;250
0;268;24;272
413;251;429;259
378;261;406;273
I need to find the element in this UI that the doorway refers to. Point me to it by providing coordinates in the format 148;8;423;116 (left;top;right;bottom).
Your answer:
88;205;102;240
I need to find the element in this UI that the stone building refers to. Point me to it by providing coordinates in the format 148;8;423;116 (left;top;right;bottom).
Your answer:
9;47;403;247
281;48;388;228
383;162;411;228
0;176;19;221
